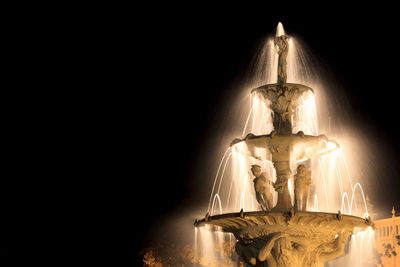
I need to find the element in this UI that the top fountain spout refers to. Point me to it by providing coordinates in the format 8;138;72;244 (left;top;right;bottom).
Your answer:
274;32;289;85
276;22;286;37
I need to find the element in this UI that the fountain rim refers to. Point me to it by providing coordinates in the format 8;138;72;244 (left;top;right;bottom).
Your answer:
194;210;373;228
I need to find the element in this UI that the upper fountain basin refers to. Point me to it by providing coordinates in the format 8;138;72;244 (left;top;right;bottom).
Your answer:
252;83;314;114
231;132;339;163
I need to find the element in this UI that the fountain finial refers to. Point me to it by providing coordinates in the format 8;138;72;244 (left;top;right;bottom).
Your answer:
274;27;289;85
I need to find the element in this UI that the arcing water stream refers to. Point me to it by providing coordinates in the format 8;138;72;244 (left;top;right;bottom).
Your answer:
196;23;375;266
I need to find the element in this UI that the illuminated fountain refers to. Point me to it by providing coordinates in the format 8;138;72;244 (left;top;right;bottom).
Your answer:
194;23;374;266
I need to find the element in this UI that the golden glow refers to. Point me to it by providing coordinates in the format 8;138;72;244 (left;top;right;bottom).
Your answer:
195;23;378;267
206;26;370;219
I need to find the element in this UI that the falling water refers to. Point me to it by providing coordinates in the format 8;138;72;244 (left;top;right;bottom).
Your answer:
326;227;376;267
194;227;198;267
194;225;238;266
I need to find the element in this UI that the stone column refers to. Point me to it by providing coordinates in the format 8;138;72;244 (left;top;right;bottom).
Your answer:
272;161;293;210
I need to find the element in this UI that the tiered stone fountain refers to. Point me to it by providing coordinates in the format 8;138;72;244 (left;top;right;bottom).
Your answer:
194;25;373;267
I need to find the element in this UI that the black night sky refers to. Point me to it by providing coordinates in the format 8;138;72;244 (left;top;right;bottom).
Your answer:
133;4;400;265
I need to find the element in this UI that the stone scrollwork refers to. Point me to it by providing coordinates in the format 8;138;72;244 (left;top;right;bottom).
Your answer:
252;83;314;135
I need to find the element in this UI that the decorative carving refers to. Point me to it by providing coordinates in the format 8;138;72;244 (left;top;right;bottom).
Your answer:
336;210;342;221
235;227;352;266
365;216;374;227
264;235;307;266
235;234;279;266
195;211;365;267
283;208;295;224
297;131;305;137
251;83;314;134
310;231;352;266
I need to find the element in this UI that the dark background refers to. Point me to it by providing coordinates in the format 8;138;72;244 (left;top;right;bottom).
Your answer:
132;4;400;265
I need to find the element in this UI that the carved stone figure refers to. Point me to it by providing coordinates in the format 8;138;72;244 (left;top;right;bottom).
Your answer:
236;232;286;266
235;239;262;266
304;231;351;267
251;165;274;211
259;233;306;266
271;89;294;134
237;231;351;267
294;164;312;211
274;35;289;85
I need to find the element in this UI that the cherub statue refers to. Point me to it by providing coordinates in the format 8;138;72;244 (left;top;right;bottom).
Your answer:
294;164;312;211
251;165;274;211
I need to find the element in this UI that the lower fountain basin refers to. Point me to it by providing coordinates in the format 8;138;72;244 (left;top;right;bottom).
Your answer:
195;211;373;266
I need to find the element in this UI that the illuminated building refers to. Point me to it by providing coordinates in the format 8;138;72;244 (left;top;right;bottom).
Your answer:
374;207;400;266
